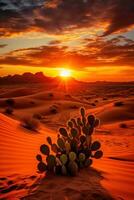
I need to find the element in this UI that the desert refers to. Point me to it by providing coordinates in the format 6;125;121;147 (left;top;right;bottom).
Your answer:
0;74;134;200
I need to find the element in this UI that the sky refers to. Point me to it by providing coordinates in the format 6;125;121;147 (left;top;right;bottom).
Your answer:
0;0;134;81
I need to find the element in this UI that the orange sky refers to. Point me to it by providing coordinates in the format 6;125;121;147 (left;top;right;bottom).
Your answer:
0;0;134;81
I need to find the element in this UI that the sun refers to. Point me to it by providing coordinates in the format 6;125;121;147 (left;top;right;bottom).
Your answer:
59;69;71;78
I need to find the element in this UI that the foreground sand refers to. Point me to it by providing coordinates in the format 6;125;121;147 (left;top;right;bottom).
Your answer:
0;84;134;199
0;113;134;199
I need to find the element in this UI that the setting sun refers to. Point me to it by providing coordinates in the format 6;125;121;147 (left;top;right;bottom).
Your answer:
59;69;71;78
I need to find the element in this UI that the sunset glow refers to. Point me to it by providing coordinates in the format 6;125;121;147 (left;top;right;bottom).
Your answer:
59;69;71;78
0;1;133;81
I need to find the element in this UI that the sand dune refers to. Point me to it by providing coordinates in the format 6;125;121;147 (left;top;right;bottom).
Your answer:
0;84;134;199
0;112;134;199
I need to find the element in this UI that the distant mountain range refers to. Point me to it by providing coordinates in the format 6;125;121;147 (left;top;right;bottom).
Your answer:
0;72;133;85
0;72;80;86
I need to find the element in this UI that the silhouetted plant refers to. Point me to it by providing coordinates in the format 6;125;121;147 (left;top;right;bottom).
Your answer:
48;93;54;98
120;123;127;128
91;103;96;107
33;113;42;120
5;98;15;115
22;117;39;131
5;107;13;115
49;105;58;114
114;101;124;107
5;98;15;107
36;107;103;176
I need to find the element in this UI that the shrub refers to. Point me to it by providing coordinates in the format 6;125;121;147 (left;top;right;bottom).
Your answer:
22;117;39;131
91;103;96;107
36;107;103;176
33;113;42;120
5;107;13;115
5;98;15;107
114;101;124;107
103;98;107;101
94;100;98;103
49;105;58;114
48;93;54;98
120;123;127;128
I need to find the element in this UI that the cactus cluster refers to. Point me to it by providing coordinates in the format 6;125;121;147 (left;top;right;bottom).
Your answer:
36;107;103;176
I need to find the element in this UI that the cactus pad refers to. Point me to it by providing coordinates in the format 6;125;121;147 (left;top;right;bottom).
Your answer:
40;144;50;155
57;137;65;149
37;162;47;172
93;150;103;159
71;128;78;137
91;141;101;151
68;161;78;176
47;136;52;145
60;154;68;165
36;154;42;161
69;152;76;161
59;128;68;137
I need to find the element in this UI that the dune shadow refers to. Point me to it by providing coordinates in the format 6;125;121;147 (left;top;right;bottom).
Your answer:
22;168;114;200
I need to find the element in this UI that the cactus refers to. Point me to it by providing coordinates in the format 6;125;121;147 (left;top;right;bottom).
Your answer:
70;139;78;153
87;115;95;127
51;143;59;153
80;107;85;117
71;128;78;138
68;161;78;176
77;117;83;126
68;121;73;128
84;159;92;167
46;155;56;170
36;154;42;162
61;165;67;175
69;152;76;161
40;144;50;155
59;128;68;137
60;154;68;165
65;141;71;154
47;136;52;145
36;107;103;176
91;141;101;151
37;162;47;172
79;153;86;162
80;135;86;144
93;150;103;159
57;138;65;149
70;118;77;127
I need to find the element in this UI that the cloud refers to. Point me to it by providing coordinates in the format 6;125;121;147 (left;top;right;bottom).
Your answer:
0;36;133;68
103;0;134;36
0;0;134;37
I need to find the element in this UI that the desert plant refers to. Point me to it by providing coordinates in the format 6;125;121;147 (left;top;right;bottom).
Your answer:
33;113;42;120
48;93;54;98
5;107;13;115
114;101;124;107
49;105;58;114
36;107;103;176
5;98;15;115
5;98;15;107
22;117;39;131
119;123;127;128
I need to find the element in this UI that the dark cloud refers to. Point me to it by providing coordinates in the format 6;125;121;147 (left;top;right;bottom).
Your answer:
0;36;133;68
103;0;134;36
0;0;134;37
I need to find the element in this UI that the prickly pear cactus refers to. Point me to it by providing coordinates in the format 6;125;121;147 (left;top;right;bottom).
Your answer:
36;107;103;176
